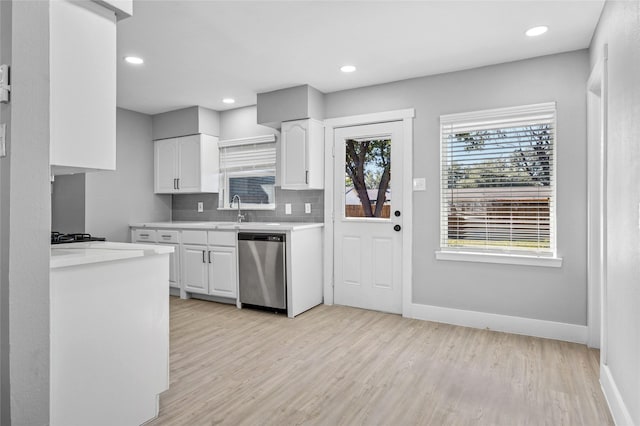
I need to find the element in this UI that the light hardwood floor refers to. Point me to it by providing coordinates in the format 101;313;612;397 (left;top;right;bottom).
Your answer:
148;297;613;426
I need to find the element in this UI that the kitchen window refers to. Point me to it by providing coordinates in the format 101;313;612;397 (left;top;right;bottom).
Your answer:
218;135;277;210
437;102;560;266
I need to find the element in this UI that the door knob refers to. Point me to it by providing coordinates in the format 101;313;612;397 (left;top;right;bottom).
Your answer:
394;210;401;217
394;225;401;232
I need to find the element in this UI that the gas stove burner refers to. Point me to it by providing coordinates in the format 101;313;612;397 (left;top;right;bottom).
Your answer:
51;232;106;245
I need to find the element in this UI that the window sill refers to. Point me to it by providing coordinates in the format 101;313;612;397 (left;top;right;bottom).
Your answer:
435;250;563;268
217;205;276;211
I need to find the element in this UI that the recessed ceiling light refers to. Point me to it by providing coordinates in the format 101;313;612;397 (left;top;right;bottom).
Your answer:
222;98;235;104
124;56;144;65
340;65;356;73
525;26;548;37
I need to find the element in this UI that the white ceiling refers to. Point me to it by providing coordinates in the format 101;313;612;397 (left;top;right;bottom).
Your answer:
117;0;605;115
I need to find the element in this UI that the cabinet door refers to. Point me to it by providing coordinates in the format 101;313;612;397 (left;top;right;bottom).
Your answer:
182;245;208;294
208;247;237;298
281;121;308;188
164;243;180;288
176;135;202;192
155;139;178;193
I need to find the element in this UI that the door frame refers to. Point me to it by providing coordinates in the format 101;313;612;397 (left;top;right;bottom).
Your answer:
586;46;608;354
323;109;415;316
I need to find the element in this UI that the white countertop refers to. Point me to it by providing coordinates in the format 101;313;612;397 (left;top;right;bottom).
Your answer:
129;221;324;232
51;242;174;269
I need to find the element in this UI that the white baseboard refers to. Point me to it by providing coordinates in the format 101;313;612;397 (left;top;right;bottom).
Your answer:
410;303;588;344
601;364;635;426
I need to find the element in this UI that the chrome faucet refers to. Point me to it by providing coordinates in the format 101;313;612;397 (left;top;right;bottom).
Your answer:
230;194;245;223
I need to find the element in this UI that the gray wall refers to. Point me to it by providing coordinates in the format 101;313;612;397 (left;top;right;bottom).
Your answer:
325;50;589;326
590;2;640;423
85;108;171;242
173;105;324;223
0;1;10;423
4;2;51;424
51;174;85;233
152;105;220;140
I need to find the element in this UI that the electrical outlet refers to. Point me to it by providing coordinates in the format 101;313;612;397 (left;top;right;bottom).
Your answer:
305;203;311;214
197;202;204;212
285;203;292;215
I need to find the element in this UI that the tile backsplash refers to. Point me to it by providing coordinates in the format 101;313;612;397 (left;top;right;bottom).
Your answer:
172;188;324;223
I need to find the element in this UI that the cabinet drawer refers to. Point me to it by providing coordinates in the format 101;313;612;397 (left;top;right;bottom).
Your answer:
208;231;236;247
133;229;157;243
156;230;179;243
181;230;208;245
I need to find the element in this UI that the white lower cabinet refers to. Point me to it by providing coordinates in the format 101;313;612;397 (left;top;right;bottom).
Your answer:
132;228;180;289
208;247;237;298
182;245;209;293
181;231;237;299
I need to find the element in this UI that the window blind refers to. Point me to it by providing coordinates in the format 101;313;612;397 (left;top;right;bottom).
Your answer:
219;141;276;173
440;102;556;255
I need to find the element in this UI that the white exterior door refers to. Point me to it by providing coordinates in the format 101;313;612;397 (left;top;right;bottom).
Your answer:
333;121;404;314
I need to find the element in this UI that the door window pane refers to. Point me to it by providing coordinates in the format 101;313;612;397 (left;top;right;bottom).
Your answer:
344;138;391;218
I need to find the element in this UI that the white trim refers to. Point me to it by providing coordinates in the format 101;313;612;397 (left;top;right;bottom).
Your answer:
323;108;415;312
218;134;276;148
600;364;635;426
401;116;413;318
411;303;587;344
324;108;415;128
440;101;556;123
435;250;562;268
586;49;608;350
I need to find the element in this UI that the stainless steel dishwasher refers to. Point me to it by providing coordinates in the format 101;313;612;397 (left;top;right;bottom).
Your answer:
238;233;286;311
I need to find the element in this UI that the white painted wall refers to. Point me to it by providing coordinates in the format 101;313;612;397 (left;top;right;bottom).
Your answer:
325;50;589;326
85;108;171;242
7;2;51;424
590;2;640;424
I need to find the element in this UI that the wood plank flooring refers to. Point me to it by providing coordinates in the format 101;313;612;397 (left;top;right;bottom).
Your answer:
147;297;613;426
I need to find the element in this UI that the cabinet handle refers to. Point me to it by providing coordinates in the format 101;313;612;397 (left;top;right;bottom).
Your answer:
139;233;149;237
161;234;171;239
173;178;177;190
202;250;206;263
305;170;309;184
177;178;180;190
208;251;212;263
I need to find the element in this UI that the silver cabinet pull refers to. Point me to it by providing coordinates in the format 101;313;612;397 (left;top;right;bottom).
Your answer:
202;250;206;263
139;233;149;237
305;170;309;184
177;178;180;190
173;178;177;190
161;235;171;239
208;251;212;263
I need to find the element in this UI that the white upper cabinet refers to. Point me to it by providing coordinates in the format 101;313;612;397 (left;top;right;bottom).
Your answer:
281;119;324;190
154;134;219;194
50;0;117;175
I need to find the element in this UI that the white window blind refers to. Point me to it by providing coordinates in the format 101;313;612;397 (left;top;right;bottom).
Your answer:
440;102;556;255
218;135;276;209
